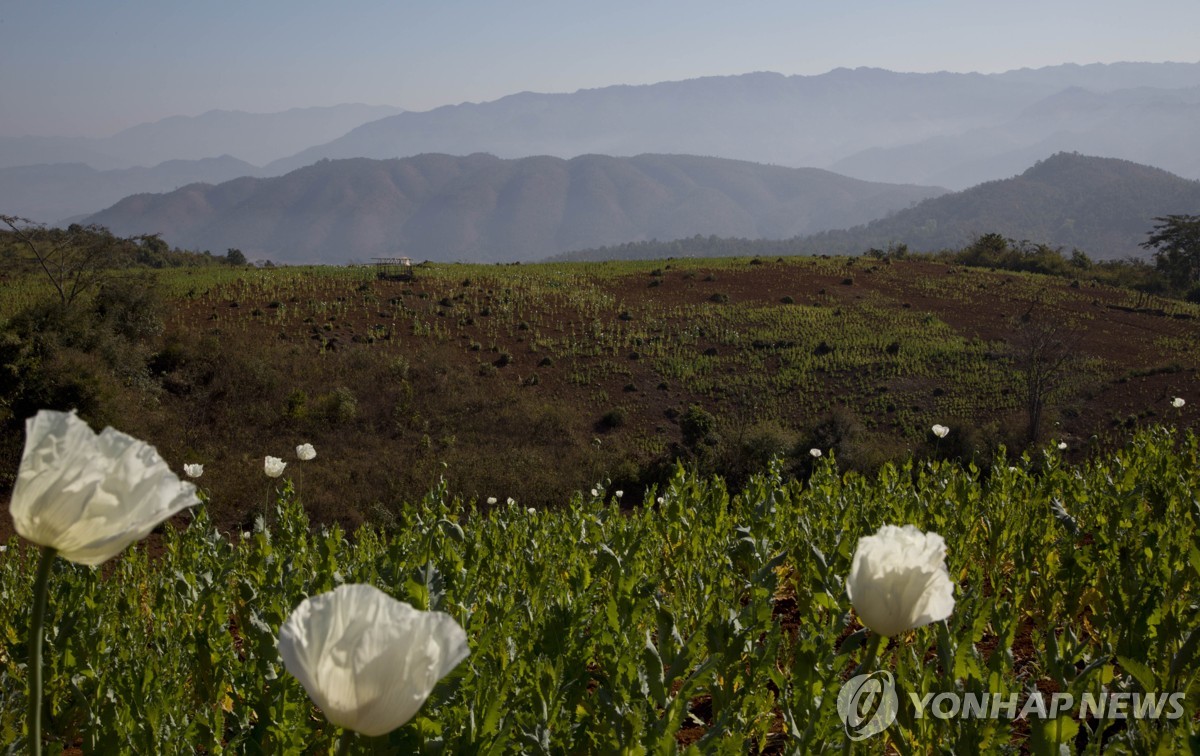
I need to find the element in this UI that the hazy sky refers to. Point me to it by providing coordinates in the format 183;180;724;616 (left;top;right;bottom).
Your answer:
2;0;1197;138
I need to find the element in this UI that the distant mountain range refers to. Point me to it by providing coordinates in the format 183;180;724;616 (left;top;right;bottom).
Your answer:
830;85;1200;188
83;153;946;263
5;63;1199;225
795;152;1200;260
0;103;404;170
266;63;1200;187
0;156;261;224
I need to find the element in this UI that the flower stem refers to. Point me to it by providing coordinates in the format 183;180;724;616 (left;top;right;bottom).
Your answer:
336;731;355;756
28;546;56;756
842;632;887;755
855;632;886;677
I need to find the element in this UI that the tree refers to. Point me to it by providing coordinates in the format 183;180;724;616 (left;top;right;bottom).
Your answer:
1141;215;1200;290
225;248;247;266
1010;303;1082;445
1;215;125;308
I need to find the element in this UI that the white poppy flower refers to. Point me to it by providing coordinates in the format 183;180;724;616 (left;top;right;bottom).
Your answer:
9;410;199;566
183;463;204;478
296;443;316;461
1172;397;1185;409
527;507;537;515
264;456;287;478
278;584;469;737
615;490;624;499
486;497;497;505
810;448;822;458
846;524;955;637
931;424;949;439
1057;442;1067;450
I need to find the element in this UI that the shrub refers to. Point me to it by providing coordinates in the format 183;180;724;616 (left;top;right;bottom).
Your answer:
319;386;358;424
285;389;309;420
389;356;411;380
93;274;164;342
680;404;716;448
599;407;628;430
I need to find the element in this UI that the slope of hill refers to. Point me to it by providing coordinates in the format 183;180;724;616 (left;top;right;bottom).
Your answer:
0;104;404;170
1;256;1197;529
799;153;1200;260
266;63;1200;184
83;153;946;263
0;156;261;224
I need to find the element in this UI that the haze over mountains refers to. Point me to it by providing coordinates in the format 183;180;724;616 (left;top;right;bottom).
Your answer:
268;63;1200;186
85;153;945;263
830;84;1200;188
6;62;1200;262
0;105;404;222
0;104;405;169
0;156;259;224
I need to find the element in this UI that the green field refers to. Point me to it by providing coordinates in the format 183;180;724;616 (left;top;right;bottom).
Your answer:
2;427;1197;752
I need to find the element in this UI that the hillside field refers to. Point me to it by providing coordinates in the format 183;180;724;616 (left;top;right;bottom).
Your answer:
1;254;1198;534
1;253;1199;752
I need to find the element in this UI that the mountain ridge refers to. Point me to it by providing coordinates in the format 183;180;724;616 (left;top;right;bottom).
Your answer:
83;153;946;263
265;62;1200;183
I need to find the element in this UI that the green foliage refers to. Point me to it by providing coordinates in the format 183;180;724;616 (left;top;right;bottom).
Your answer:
318;386;359;424
284;389;309;421
92;274;165;342
679;404;716;449
2;429;1198;751
1142;214;1200;289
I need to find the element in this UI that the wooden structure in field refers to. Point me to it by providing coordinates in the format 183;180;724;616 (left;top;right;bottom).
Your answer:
372;256;414;280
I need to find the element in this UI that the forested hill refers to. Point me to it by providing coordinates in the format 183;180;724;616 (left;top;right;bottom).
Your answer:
800;153;1200;260
556;153;1200;262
